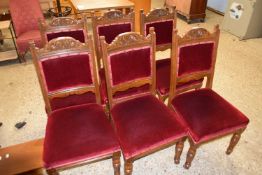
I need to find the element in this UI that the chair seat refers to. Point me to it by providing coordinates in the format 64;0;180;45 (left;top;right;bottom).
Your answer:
156;58;204;96
99;68;149;104
111;95;187;159
171;88;249;144
16;30;42;53
50;92;96;111
43;103;120;169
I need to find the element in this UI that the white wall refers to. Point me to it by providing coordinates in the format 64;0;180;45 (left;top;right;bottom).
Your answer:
207;0;228;13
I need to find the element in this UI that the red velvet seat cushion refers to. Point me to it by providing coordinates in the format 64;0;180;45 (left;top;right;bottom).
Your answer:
50;92;96;111
178;43;214;76
47;30;85;43
171;89;249;144
40;54;92;92
156;59;203;96
110;47;151;86
99;68;150;104
98;23;132;44
111;95;187;159
145;20;173;45
43;103;120;169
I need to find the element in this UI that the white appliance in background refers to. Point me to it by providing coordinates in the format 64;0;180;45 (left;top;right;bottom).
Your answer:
207;0;228;14
222;0;262;40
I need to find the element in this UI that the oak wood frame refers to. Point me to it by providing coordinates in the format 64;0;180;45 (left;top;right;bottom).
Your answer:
30;36;100;114
168;25;248;169
92;10;135;69
30;37;121;175
100;30;187;175
140;7;176;51
39;16;88;46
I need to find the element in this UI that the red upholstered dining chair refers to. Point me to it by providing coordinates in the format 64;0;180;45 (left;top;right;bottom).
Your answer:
9;0;44;62
140;8;203;102
30;37;121;174
100;30;187;175
168;26;249;169
39;16;88;45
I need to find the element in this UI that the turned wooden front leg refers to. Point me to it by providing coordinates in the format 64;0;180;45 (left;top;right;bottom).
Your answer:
113;152;121;175
174;138;186;164
46;169;59;175
124;160;133;175
226;129;245;155
184;140;198;169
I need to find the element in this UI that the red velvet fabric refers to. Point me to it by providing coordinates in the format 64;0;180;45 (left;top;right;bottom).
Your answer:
50;92;96;111
16;30;42;53
41;54;92;92
110;47;151;86
9;0;44;37
99;68;150;104
111;95;187;159
178;43;214;76
98;23;132;44
171;89;249;143
156;59;203;95
47;30;85;43
145;20;173;45
44;103;120;169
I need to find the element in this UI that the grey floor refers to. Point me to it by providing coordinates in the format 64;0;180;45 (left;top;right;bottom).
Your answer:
1;0;262;174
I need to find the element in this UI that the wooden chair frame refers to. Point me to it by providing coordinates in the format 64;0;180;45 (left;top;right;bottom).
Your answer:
39;16;88;46
30;36;100;114
100;29;187;175
168;25;247;169
30;36;121;175
92;10;135;68
140;7;176;51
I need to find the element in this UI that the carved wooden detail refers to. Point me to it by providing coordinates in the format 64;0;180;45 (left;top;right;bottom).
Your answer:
113;152;121;175
38;37;87;54
144;8;175;22
108;32;151;50
124;161;133;175
96;10;133;22
184;142;197;169
183;27;211;40
174;139;185;164
226;129;245;155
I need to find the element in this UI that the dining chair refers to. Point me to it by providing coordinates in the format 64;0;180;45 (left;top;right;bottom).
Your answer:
100;29;187;175
39;16;88;45
168;25;249;169
140;8;203;102
9;0;44;62
30;37;121;174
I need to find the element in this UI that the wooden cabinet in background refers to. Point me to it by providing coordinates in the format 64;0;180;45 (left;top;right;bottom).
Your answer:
166;0;208;23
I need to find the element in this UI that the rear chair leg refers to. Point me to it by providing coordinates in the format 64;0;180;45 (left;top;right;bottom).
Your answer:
113;152;121;175
124;160;133;175
174;138;186;164
46;169;59;175
226;129;245;155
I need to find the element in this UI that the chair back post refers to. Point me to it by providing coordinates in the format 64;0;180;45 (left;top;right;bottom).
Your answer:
140;7;176;51
168;25;220;106
29;41;52;114
100;30;156;108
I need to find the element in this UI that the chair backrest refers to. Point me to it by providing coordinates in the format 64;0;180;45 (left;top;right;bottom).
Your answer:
92;10;135;67
100;29;156;107
30;36;100;114
9;0;44;37
140;8;176;51
168;25;220;105
39;16;88;45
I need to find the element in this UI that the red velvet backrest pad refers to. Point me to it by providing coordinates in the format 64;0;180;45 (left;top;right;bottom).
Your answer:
9;0;44;36
46;30;85;43
178;42;214;76
40;53;93;92
145;20;173;45
109;47;151;86
98;23;132;44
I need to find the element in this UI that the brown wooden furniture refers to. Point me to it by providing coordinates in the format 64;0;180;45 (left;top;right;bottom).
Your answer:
0;139;43;175
39;16;88;45
100;30;187;175
30;37;121;174
168;26;249;169
129;0;151;32
165;0;208;23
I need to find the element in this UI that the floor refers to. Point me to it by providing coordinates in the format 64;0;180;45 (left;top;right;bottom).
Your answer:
1;0;262;174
